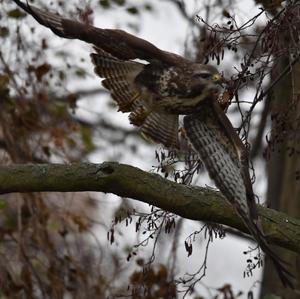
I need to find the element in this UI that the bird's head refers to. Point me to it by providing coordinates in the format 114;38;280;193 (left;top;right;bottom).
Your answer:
189;64;224;97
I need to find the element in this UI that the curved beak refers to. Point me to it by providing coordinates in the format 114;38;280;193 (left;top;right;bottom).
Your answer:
212;74;225;88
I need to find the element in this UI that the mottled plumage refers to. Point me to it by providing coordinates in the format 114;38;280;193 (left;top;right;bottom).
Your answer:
13;0;293;287
12;0;221;149
184;104;250;216
184;100;294;288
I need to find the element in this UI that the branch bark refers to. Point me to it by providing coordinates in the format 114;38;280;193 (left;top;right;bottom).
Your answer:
0;162;299;253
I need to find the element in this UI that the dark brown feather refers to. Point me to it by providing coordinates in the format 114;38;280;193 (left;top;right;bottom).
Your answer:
140;112;179;149
211;100;258;220
183;104;294;288
90;49;179;148
90;49;143;112
12;0;187;66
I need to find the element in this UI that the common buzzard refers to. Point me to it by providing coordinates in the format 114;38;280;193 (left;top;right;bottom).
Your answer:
12;0;293;288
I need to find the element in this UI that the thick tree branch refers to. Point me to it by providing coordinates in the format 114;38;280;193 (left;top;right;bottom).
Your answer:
0;162;299;253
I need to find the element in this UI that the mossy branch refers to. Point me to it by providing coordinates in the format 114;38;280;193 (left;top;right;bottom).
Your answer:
0;162;299;253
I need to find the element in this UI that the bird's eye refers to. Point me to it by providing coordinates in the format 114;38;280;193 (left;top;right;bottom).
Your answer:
194;72;212;79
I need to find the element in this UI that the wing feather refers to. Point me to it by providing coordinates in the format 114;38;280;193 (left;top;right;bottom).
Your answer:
211;100;257;219
183;108;249;214
140;112;179;149
13;0;188;65
90;49;143;112
183;105;294;288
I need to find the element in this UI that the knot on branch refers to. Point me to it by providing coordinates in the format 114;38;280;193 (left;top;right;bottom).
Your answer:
96;162;115;176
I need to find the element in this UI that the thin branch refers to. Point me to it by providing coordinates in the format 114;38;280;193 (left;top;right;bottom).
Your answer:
250;94;271;159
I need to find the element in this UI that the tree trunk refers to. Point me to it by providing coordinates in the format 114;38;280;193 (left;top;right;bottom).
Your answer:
261;57;300;297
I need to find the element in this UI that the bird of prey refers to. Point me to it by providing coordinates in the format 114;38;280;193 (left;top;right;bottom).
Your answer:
12;0;293;288
12;0;221;149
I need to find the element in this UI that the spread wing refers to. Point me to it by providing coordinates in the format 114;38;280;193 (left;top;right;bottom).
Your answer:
139;112;179;148
90;48;179;148
90;47;143;113
183;103;252;217
210;100;257;220
12;0;187;66
13;0;181;148
183;102;294;288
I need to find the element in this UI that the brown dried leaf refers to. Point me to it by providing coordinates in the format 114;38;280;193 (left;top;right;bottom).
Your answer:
35;63;51;81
